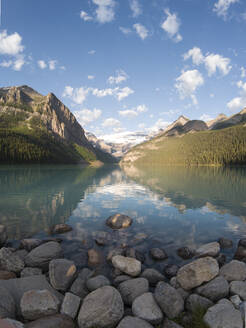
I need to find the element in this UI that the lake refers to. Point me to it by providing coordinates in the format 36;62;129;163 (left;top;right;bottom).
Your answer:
0;164;246;270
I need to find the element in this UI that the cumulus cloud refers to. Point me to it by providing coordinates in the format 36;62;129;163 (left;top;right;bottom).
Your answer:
37;60;47;69
116;87;134;100
133;23;149;40
147;118;170;134
63;86;90;105
37;59;61;71
213;0;239;19
161;9;182;43
13;56;25;71
80;11;93;21
118;104;148;118
129;0;142;17
88;75;95;80
74;108;102;126
227;80;246;111
241;67;246;78
200;114;213;121
0;30;24;56
92;0;115;23
92;86;134;101
48;60;57;70
183;47;204;65
119;27;132;35
108;70;128;84
175;69;204;104
102;118;121;127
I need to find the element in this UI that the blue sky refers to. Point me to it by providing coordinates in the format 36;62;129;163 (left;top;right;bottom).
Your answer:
0;0;246;141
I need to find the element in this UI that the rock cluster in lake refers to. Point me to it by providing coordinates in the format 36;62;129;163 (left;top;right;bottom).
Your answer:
1;218;246;327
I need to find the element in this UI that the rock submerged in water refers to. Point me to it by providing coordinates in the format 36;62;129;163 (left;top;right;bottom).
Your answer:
51;224;73;234
49;259;77;292
112;255;141;277
0;225;7;246
195;242;220;258
106;214;133;230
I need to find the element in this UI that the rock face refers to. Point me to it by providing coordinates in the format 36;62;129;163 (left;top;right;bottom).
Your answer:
116;316;154;328
78;286;124;328
106;214;133;229
49;259;76;292
25;314;75;328
132;292;163;324
20;289;60;320
195;242;220;258
0;225;7;246
25;242;63;270
51;224;72;234
196;276;229;302
154;282;184;319
118;278;149;305
220;260;246;281
0;248;25;273
204;299;243;328
177;257;219;290
0;286;16;319
60;292;81;319
112;256;141;277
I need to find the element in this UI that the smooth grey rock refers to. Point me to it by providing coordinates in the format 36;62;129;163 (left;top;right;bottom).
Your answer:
141;268;165;286
14;249;28;262
220;260;246;281
107;248;124;262
164;264;179;279
149;248;168;260
21;267;42;278
125;248;145;263
154;282;184;319
0;286;15;319
25;314;75;328
196;276;229;301
25;242;63;270
20;289;59;320
177;246;194;260
116;316;154;328
69;250;88;269
0;248;24;273
51;224;72;234
234;246;246;261
186;294;213;312
0;225;7;246
60;292;81;319
162;318;184;328
106;213;133;229
132;292;163;324
240;301;246;327
230;281;246;301
86;275;110;291
177;257;219;290
177;287;190;300
20;239;42;251
112;255;141;277
78;286;124;328
230;295;242;309
114;275;131;286
1;319;24;328
218;237;233;248
69;268;92;299
204;298;243;328
49;259;76;292
195;242;220;258
170;277;181;289
118;277;149;305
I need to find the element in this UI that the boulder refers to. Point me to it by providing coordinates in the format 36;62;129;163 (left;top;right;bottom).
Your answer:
186;294;213;312
164;264;179;279
230;281;246;301
162;318;184;328
69;268;92;299
20;289;59;320
107;248;124;262
230;295;242;309
51;224;72;234
154;282;184;319
106;214;133;229
86;275;110;292
20;268;42;278
78;286;124;328
118;277;149;305
60;292;81;319
0;270;16;280
220;260;246;281
234;246;246;261
177;246;194;260
149;248;168;261
25;314;75;328
204;298;243;328
177;287;190;301
116;316;154;328
0;248;25;273
112;256;141;277
49;259;76;292
132;292;163;325
125;248;145;263
218;237;233;248
0;286;16;319
0;319;24;328
113;275;131;286
20;239;43;251
195;242;220;258
69;250;88;269
141;268;165;286
0;225;7;246
177;257;219;290
196;276;229;302
170;277;181;289
25;242;63;270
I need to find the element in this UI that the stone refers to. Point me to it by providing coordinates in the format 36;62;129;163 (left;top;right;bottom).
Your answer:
195;242;220;258
216;253;226;267
116;316;154;328
240;301;246;327
113;275;131;286
149;248;168;260
107;248;124;262
125;248;145;263
88;249;102;266
141;268;165;286
86;275;110;291
78;286;124;328
14;249;28;262
112;256;141;277
186;294;213;312
204;298;243;328
218;237;233;248
164;264;179;279
230;281;246;301
20;267;42;278
177;257;219;290
49;259;76;292
196;276;229;301
170;277;180;289
220;260;246;281
69;250;87;269
106;213;133;229
154;282;184;319
69;268;92;299
94;231;111;246
177;246;194;260
132;233;148;245
25;314;75;328
20;239;42;251
0;248;25;273
162;318;184;328
234;246;246;261
0;225;7;246
230;295;242;309
51;224;72;234
118;277;149;305
25;242;63;270
239;239;246;247
0;270;16;280
132;292;163;325
1;319;24;328
177;288;190;300
0;286;16;319
60;292;81;319
20;289;59;321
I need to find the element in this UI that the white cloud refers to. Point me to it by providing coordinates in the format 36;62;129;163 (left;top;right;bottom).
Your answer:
119;27;132;35
92;0;115;23
74;108;102;126
227;80;246;111
92;86;134;101
48;60;57;71
200;114;213;121
175;69;204;103
102;117;121;127
183;47;204;65
116;87;134;100
0;60;12;68
147;118;170;134
13;56;25;71
63;86;90;105
133;23;148;40
213;0;239;19
88;75;95;80
0;30;24;56
108;70;128;84
129;0;142;17
80;11;93;21
37;60;47;69
92;88;114;97
241;67;246;78
136;104;148;112
118;104;148;118
161;9;182;43
204;53;231;76
88;50;96;55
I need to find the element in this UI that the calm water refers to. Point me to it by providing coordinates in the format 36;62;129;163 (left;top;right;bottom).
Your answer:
0;164;246;269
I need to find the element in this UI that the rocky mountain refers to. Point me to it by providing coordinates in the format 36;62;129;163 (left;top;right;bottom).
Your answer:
207;114;227;129
211;108;246;130
0;86;116;164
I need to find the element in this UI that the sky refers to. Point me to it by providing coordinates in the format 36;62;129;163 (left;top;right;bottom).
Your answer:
0;0;246;142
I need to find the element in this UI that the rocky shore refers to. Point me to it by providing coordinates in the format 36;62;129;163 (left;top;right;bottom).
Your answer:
1;214;246;328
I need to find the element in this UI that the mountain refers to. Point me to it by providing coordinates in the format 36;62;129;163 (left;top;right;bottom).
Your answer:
0;85;116;164
207;114;227;129
121;109;246;167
